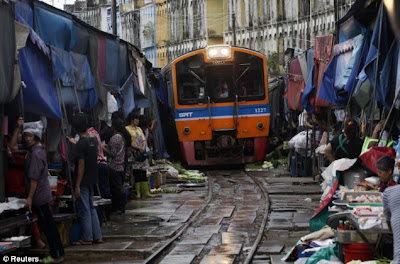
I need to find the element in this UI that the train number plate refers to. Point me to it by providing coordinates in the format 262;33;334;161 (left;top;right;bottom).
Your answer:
254;108;267;113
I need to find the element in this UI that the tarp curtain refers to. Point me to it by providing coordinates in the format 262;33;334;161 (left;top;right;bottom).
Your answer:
313;35;334;109
148;85;168;159
285;59;305;111
50;46;98;111
301;35;334;113
72;19;89;55
0;1;16;104
120;72;151;117
317;34;365;106
15;0;33;28
360;3;394;102
19;32;61;119
105;37;120;89
13;22;30;100
378;41;399;110
34;1;77;51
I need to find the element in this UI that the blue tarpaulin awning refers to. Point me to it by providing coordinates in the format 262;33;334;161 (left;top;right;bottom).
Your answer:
19;36;61;119
50;46;98;111
120;72;151;117
34;1;77;51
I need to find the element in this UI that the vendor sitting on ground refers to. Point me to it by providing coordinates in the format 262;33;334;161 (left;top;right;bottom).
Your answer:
377;156;397;192
324;118;363;163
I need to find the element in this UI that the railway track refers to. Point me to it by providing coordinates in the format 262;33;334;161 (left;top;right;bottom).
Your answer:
64;168;320;263
144;169;270;264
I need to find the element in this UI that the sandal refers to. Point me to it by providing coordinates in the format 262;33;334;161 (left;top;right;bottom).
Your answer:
72;240;92;245
93;239;105;244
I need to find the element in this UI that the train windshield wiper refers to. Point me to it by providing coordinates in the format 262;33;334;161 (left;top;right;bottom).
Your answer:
236;67;249;82
188;70;205;84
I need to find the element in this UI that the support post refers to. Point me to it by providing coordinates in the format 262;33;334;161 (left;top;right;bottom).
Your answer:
112;0;117;35
0;104;5;201
232;13;236;46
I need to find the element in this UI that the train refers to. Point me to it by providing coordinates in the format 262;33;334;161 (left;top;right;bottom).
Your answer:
161;44;270;166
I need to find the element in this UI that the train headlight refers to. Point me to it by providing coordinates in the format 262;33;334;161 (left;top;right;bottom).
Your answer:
206;45;232;60
257;122;265;130
183;127;191;135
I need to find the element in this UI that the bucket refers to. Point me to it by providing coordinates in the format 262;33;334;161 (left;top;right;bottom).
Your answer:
343;243;374;263
54;180;67;197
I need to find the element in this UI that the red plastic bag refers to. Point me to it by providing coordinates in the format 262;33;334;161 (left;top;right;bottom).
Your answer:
359;146;396;174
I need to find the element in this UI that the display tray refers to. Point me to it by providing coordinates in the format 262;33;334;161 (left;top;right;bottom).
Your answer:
332;199;348;206
347;203;383;208
342;191;382;204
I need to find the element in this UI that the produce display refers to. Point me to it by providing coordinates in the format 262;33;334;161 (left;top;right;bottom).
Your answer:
345;194;382;203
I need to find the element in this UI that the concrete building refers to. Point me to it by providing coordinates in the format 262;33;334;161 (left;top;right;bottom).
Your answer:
71;0;140;48
66;0;354;69
155;0;354;68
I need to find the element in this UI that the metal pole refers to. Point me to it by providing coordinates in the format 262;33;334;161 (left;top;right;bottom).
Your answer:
112;0;117;35
232;13;236;46
56;80;76;214
369;4;384;136
377;88;400;144
0;104;5;201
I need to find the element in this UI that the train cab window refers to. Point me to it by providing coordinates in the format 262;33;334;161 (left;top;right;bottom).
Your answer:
234;52;265;101
206;65;234;103
176;54;206;105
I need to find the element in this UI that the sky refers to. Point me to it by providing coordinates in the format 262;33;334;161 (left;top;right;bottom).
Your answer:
41;0;75;10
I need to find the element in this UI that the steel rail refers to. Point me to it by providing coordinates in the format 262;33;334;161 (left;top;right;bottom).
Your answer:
143;177;214;264
243;170;270;264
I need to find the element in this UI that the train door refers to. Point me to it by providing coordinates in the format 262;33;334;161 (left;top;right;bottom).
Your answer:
205;65;236;131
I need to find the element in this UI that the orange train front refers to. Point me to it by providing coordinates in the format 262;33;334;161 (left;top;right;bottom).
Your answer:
162;45;270;166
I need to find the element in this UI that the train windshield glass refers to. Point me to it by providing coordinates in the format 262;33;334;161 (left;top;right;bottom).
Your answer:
206;65;234;102
176;54;206;105
234;52;265;101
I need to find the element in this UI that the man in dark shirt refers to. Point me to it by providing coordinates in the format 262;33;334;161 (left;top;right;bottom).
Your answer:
71;113;103;245
24;121;64;262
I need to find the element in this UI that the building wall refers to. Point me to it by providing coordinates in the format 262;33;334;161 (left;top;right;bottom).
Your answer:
121;10;140;47
156;1;168;67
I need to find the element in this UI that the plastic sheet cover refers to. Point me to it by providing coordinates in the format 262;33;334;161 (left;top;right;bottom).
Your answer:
318;34;364;106
15;0;33;28
34;1;76;51
0;1;16;104
19;37;61;119
105;37;119;87
285;59;305;111
72;20;89;55
378;41;399;110
361;3;394;99
51;47;98;111
120;73;151;117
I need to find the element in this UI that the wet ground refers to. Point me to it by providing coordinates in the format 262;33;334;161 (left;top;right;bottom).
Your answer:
61;167;322;264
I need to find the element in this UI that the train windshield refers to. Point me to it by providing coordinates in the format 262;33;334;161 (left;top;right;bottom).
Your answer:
234;52;265;101
175;51;265;105
176;54;206;105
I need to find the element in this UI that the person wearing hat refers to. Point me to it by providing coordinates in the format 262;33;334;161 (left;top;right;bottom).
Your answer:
24;120;65;263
